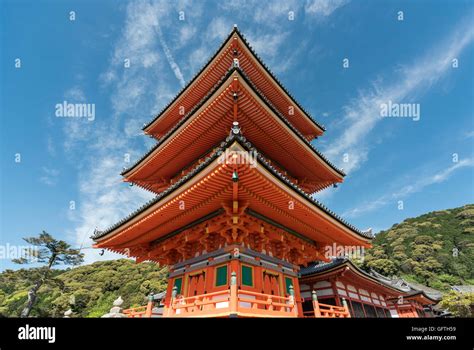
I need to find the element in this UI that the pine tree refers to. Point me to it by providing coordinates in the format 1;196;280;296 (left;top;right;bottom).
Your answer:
13;231;84;317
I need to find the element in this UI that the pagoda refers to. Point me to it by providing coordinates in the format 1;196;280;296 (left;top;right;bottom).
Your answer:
92;26;373;318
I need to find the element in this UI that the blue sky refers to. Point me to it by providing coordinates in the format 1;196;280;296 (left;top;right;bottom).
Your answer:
1;0;473;270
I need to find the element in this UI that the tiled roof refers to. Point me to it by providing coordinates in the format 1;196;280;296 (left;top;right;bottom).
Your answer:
92;131;370;241
300;258;420;295
122;66;345;178
143;26;325;133
452;285;474;294
299;257;348;276
369;269;442;300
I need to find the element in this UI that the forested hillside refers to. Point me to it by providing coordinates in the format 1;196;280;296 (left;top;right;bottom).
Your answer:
361;204;474;290
0;259;168;317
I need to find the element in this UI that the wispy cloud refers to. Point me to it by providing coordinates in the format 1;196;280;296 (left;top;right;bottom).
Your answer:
305;0;350;17
46;136;56;157
39;167;60;186
463;130;474;139
63;0;243;264
64;86;86;102
66;0;191;263
213;0;346;73
343;158;474;218
155;22;186;87
323;17;474;175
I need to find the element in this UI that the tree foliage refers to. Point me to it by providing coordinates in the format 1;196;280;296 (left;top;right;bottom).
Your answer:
361;204;474;290
0;259;168;317
438;291;474;317
12;231;84;317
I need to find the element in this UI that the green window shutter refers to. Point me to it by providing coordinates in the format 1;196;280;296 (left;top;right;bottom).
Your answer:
174;277;182;294
241;265;253;286
215;265;228;286
285;277;293;295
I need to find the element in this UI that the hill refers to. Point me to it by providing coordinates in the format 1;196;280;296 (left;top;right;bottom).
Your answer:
361;204;474;290
0;259;168;317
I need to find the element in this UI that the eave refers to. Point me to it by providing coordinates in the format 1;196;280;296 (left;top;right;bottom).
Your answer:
387;291;440;305
93;134;371;250
300;258;407;296
122;68;344;194
143;26;324;139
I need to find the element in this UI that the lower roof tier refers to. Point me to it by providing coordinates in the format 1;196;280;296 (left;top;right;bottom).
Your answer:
93;135;372;265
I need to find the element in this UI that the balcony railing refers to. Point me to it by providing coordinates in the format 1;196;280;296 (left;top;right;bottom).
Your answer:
123;286;350;318
164;281;298;318
303;290;351;318
123;300;161;318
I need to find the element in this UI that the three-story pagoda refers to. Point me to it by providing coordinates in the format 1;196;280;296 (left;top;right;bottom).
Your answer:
92;26;373;317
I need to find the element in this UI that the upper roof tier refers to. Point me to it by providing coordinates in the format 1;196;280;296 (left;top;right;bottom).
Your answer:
122;68;344;194
143;26;325;140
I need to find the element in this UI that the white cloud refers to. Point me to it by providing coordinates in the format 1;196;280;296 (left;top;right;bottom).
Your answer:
179;25;197;46
343;158;474;218
64;86;86;102
68;155;153;264
323;18;474;174
245;31;289;59
155;22;186;87
46;136;56;157
39;167;60;186
305;0;350;17
66;0;194;264
463;130;474;139
206;17;230;42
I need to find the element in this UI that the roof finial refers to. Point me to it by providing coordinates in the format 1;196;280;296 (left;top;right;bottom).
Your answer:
230;121;241;136
233;24;238;29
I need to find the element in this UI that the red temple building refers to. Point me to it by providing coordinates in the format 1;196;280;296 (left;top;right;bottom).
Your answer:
300;258;439;318
93;26;389;318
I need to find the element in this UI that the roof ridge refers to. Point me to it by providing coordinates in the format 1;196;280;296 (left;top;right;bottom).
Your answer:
142;28;237;132
233;28;325;132
143;26;325;134
122;67;237;176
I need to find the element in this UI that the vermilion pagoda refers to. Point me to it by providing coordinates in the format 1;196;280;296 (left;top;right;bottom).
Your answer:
92;26;373;317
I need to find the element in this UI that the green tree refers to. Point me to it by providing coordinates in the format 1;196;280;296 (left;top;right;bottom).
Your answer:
438;291;474;317
13;231;83;317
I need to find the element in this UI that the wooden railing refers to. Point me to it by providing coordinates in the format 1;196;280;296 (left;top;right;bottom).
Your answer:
123;297;162;318
124;286;350;318
303;290;351;318
163;272;299;318
166;289;232;317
